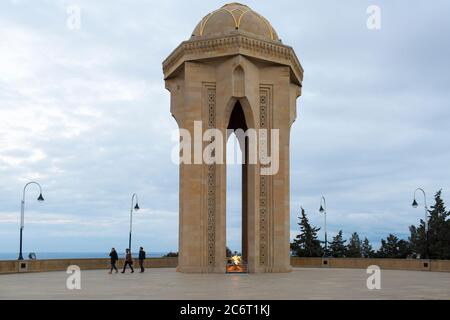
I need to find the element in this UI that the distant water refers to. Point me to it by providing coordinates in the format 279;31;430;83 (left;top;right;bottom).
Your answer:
0;252;167;261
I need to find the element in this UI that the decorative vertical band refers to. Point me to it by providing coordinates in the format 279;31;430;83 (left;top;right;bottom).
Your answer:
206;86;216;266
259;86;271;266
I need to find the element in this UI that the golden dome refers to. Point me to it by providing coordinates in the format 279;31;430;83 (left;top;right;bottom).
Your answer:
191;3;279;41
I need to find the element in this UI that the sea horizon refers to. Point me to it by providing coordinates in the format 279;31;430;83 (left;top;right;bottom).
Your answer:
0;251;170;261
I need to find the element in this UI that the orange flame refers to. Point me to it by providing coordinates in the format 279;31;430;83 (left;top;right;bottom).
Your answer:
231;255;241;265
227;255;247;273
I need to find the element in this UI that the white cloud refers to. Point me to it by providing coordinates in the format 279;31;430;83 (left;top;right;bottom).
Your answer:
0;0;449;254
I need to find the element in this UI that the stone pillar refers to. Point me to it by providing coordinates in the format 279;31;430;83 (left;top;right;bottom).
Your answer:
163;4;303;273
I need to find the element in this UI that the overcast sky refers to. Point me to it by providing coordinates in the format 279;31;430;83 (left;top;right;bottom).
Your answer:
1;0;449;254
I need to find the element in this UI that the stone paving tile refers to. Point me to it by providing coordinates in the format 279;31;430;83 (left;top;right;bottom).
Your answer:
0;268;449;300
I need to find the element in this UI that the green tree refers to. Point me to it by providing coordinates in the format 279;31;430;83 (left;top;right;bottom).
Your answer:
427;190;450;259
409;190;450;259
409;223;426;258
163;252;178;257
398;239;411;258
346;232;362;257
361;237;375;258
377;234;411;258
290;207;323;257
330;230;347;257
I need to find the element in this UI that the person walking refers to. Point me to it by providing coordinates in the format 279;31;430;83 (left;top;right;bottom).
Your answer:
109;248;119;274
138;247;146;273
121;248;134;273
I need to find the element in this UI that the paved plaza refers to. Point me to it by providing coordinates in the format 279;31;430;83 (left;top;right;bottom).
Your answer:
1;268;449;300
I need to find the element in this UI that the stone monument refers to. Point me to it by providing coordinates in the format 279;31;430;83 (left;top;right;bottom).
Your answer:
163;2;303;273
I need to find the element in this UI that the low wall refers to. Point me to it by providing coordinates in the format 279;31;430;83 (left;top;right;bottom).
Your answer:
290;257;450;272
0;257;178;274
1;257;450;274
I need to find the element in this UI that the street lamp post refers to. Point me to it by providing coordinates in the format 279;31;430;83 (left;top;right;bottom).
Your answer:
319;196;328;257
412;188;428;259
18;182;44;260
128;193;140;251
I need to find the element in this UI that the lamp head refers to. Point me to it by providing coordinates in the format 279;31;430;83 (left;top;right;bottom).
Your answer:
37;193;44;202
134;203;140;211
412;199;418;208
319;205;324;213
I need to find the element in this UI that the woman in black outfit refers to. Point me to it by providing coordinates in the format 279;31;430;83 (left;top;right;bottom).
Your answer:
121;248;134;273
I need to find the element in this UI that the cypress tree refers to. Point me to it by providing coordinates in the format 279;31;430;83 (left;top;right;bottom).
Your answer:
377;234;411;258
346;232;362;257
409;190;450;259
290;207;323;257
361;237;374;258
427;190;450;259
330;230;347;257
